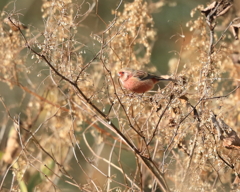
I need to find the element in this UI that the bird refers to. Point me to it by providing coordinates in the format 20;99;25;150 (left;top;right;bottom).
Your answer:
117;68;174;93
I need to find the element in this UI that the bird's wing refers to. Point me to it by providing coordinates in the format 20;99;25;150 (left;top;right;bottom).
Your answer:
132;70;149;80
141;73;173;81
132;69;173;81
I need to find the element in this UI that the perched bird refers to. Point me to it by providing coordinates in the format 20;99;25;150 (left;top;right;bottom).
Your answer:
118;68;174;93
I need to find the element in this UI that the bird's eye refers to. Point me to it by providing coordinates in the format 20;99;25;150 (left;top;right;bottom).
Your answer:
118;71;124;76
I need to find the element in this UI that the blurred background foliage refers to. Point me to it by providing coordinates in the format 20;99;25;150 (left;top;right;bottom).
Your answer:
0;0;209;72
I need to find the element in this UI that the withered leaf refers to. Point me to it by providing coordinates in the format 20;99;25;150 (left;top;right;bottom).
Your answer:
193;107;200;122
231;51;240;64
216;0;232;17
172;106;180;114
201;1;217;17
222;130;240;149
233;175;240;187
201;0;232;19
156;104;162;112
179;95;189;102
231;22;240;40
169;118;177;127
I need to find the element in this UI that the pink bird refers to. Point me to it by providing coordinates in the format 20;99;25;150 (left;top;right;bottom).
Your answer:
118;68;174;93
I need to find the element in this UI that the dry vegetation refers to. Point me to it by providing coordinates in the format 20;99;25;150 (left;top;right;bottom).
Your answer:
1;0;240;191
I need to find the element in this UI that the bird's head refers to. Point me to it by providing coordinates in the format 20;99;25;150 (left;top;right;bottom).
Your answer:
117;68;133;82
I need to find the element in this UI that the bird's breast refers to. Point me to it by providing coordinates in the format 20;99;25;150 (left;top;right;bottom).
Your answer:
123;78;155;93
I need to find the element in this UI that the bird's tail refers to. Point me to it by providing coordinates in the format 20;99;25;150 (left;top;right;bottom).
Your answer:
157;75;175;81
